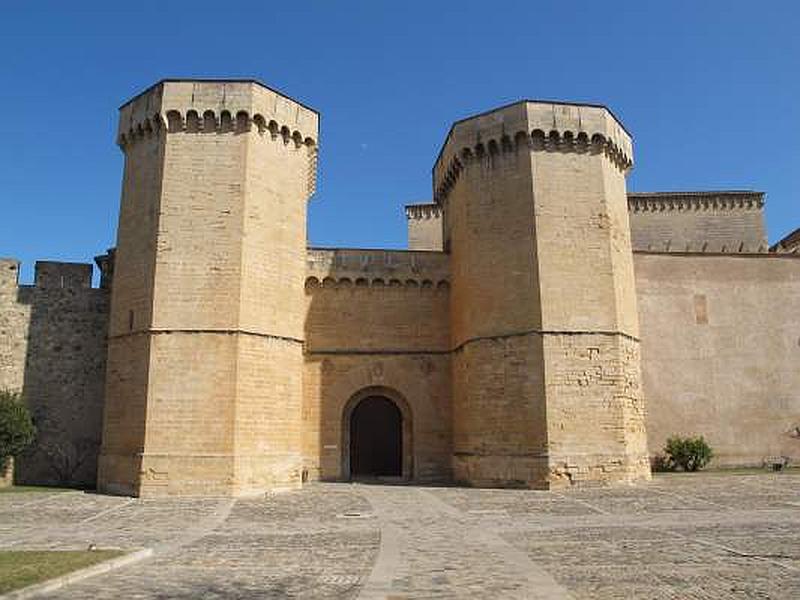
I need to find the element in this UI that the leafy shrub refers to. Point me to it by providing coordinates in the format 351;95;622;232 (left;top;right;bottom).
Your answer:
663;435;713;472
0;391;36;470
650;453;673;472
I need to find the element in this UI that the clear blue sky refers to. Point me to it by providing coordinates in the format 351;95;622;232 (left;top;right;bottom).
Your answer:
2;1;798;282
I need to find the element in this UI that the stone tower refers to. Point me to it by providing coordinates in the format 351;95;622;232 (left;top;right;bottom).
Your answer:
97;80;319;496
435;101;650;488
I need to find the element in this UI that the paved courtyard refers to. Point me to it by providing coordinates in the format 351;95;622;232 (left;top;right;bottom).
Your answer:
0;471;798;599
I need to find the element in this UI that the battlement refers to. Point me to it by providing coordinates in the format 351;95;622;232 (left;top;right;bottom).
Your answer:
117;80;320;197
94;249;115;290
118;79;318;143
33;261;92;289
306;248;449;290
405;203;442;220
0;259;20;291
1;258;105;292
627;191;768;253
405;203;443;251
628;190;765;213
433;101;633;203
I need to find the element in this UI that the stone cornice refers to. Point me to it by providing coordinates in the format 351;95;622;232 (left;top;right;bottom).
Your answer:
117;109;319;198
117;109;317;150
305;276;449;291
628;191;765;213
405;203;442;220
117;80;320;198
433;101;633;205
434;129;632;204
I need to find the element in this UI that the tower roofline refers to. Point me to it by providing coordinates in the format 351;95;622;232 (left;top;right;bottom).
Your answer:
433;99;631;173
119;78;319;115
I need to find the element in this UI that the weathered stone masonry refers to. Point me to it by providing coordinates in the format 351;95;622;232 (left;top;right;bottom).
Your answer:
0;259;109;486
2;79;798;494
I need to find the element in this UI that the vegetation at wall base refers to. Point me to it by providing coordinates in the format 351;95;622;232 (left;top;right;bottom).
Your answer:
0;390;36;471
0;550;125;593
655;435;714;472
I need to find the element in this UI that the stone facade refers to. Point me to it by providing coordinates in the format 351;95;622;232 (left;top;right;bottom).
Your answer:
635;252;800;465
1;79;798;495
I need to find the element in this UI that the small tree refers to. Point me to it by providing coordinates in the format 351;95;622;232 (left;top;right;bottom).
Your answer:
0;390;36;471
663;435;713;472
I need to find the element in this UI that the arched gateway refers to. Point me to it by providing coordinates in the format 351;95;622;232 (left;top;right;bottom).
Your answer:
342;387;412;480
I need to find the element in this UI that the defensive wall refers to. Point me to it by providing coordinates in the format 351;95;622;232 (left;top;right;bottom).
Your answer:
4;241;800;488
2;80;797;491
303;248;452;482
635;251;800;466
0;258;108;486
628;191;767;253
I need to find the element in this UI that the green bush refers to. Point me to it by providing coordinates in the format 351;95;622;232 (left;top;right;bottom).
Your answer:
650;453;673;472
0;391;36;470
663;435;714;472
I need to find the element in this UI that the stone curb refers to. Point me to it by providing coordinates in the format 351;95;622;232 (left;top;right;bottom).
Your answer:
0;548;153;600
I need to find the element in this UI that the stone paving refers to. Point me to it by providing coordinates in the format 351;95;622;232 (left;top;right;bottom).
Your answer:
0;471;798;598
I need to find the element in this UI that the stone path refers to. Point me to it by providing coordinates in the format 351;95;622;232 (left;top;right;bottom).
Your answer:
357;485;570;599
0;471;798;598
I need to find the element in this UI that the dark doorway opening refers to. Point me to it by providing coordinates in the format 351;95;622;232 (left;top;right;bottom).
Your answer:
349;396;402;478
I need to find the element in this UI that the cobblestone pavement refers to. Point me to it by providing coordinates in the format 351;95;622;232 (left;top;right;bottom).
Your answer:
0;471;798;598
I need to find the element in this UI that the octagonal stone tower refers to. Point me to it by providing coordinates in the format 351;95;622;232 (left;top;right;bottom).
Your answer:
97;80;319;496
435;101;650;488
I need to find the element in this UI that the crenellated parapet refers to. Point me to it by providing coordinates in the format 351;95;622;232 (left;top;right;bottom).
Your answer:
404;203;442;220
116;79;319;197
305;276;449;292
405;203;444;251
306;248;449;292
433;101;633;204
628;191;765;213
627;191;768;253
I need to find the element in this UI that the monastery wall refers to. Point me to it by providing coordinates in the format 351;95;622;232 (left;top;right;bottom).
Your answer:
0;259;108;486
628;191;767;252
635;252;800;466
303;248;452;481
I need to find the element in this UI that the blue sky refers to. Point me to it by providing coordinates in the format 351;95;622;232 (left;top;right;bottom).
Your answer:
1;1;798;282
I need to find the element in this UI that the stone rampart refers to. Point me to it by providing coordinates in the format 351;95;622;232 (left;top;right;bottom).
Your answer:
0;259;108;486
628;191;767;253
